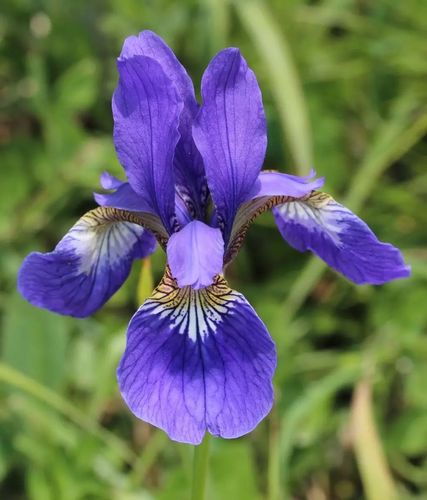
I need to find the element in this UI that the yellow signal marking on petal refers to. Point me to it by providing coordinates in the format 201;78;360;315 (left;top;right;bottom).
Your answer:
144;267;238;342
70;208;147;274
304;191;333;208
82;206;169;248
276;191;342;245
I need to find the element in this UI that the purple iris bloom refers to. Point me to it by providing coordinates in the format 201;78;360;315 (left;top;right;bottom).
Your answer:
18;31;410;445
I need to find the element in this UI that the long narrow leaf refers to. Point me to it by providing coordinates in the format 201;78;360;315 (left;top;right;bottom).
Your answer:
0;362;137;464
235;0;313;175
351;380;398;500
281;101;427;318
280;364;361;494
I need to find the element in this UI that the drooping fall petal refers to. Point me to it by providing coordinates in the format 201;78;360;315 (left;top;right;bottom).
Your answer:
274;192;410;284
18;208;156;317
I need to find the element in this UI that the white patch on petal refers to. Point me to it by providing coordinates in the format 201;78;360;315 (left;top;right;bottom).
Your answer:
60;213;145;274
276;194;346;246
144;268;239;342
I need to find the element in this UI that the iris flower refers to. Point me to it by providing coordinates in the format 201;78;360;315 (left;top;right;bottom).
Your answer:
18;31;410;445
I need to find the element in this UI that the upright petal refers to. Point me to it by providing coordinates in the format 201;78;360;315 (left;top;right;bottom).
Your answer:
166;220;224;289
113;55;182;233
120;31;207;219
18;208;156;317
117;269;276;444
120;30;195;109
193;49;267;240
274;192;411;284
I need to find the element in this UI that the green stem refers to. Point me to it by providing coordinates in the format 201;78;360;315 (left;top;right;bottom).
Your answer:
268;408;281;500
191;433;211;500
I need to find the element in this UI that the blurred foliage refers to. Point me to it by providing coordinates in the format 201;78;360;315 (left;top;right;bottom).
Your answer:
1;0;427;498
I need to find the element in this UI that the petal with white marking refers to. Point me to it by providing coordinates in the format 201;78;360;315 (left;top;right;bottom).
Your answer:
117;268;276;444
274;192;411;284
18;207;156;317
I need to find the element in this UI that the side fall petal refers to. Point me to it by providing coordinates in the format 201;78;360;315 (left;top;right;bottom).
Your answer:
17;207;156;317
274;192;411;284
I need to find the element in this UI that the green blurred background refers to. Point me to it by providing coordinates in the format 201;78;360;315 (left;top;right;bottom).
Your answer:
1;0;426;498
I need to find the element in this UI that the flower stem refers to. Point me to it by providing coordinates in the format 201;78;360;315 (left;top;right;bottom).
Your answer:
190;434;211;500
268;408;281;500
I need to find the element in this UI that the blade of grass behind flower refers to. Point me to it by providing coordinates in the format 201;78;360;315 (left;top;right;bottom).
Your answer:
234;0;313;175
203;0;230;53
128;430;169;487
0;362;137;465
280;363;361;496
137;257;154;305
351;380;398;500
281;96;427;321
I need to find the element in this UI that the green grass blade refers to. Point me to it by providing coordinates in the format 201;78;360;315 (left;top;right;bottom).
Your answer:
0;361;137;464
203;0;230;53
280;364;361;495
351;380;398;500
235;0;313;175
281;100;427;318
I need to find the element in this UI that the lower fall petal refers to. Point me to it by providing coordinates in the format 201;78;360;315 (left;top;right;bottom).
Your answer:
117;268;276;444
274;192;411;284
18;207;156;317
